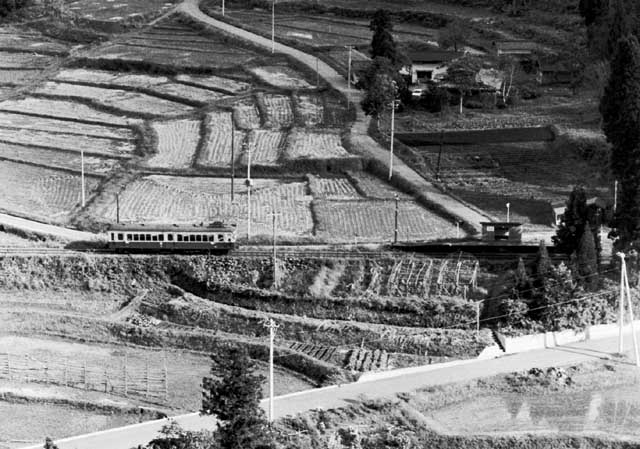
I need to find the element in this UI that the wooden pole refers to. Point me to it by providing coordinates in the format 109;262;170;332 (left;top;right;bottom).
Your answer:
231;119;235;202
163;361;168;403
124;353;128;396
146;361;150;399
624;260;640;366
104;367;108;393
476;301;481;336
619;252;626;354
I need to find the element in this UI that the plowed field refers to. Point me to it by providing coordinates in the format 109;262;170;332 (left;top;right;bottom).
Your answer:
296;93;324;127
197;111;244;168
233;97;261;129
94;176;313;238
308;175;361;200
249;66;312;89
34;82;194;117
0;161;100;222
147;119;200;169
285;129;350;159
314;200;457;242
0;98;140;127
176;74;251;94
262;94;294;128
240;130;285;166
0;112;134;140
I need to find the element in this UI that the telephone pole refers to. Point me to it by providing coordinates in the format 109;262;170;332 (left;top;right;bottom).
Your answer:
271;0;276;53
346;45;353;108
393;194;399;244
230;119;235;202
263;318;279;422
80;147;86;207
245;140;252;240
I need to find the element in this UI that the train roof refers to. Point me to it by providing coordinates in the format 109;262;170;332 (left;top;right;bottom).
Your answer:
108;222;236;232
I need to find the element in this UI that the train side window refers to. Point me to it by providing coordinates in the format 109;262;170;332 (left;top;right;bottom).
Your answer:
146;234;151;241
126;234;132;240
110;233;114;241
195;235;201;242
159;235;164;242
133;234;139;241
218;234;223;242
208;235;214;242
152;235;158;241
189;235;195;242
177;235;182;242
168;234;173;241
118;233;123;241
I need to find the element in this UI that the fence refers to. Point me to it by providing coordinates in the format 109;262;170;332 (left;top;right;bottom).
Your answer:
0;352;168;402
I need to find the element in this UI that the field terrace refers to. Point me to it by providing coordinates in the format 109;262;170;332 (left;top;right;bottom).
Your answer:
0;14;459;242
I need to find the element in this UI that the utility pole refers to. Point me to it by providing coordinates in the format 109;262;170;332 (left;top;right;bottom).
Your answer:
614;180;618;213
346;45;352;107
116;193;120;224
388;81;397;181
81;147;86;207
230;119;235;202
506;202;511;222
271;0;276;54
435;130;444;180
263;318;279;422
393;194;399;244
315;52;319;88
222;0;225;15
246;141;252;240
271;210;279;287
618;252;640;365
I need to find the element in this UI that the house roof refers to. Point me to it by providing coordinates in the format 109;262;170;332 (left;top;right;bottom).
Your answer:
408;49;461;64
495;40;539;54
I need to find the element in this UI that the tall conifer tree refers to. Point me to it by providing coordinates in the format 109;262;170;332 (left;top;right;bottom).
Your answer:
601;35;640;248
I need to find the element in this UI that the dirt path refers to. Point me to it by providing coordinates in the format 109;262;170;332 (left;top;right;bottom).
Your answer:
177;0;491;233
0;213;103;242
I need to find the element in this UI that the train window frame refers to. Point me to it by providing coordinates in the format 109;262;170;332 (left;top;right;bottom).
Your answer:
127;234;132;240
177;235;182;242
159;235;164;242
146;234;151;241
168;234;174;241
195;235;201;242
152;235;158;241
189;235;196;242
133;234;139;241
208;235;215;242
110;233;115;241
218;234;224;242
118;233;124;241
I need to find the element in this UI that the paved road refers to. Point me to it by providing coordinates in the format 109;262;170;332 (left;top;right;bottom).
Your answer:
177;0;491;233
21;333;637;449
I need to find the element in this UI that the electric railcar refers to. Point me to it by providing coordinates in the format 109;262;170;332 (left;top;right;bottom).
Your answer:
107;222;237;253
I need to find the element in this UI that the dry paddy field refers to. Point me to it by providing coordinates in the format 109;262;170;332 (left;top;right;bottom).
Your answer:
92;176;314;239
249;65;313;89
146;119;201;169
261;93;294;128
0;160;100;223
84;20;260;70
66;0;176;21
285;128;350;159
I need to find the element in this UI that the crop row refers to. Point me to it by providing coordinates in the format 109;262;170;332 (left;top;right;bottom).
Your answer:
196;111;243;168
0;160;100;223
147;119;201;169
307;174;361;200
285;128;350;159
249;65;312;90
260;93;294;128
0;112;134;140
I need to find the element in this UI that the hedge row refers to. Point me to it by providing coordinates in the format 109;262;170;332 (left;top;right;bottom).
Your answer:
395;126;556;146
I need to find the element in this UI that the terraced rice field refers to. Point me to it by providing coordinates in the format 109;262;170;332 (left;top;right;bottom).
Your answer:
147;119;200;169
94;176;314;238
0;127;134;158
66;0;176;21
347;171;412;200
85;20;258;69
176;74;252;94
240;130;285;166
0;69;42;84
308;175;361;200
0;31;68;55
285;129;350;159
249;65;312;89
314;200;457;242
34;82;194;117
197;111;244;168
0;51;54;68
0;143;118;174
233;97;262;129
0;98;140;127
0;161;100;222
0;112;134;140
296;93;324;127
261;94;294;128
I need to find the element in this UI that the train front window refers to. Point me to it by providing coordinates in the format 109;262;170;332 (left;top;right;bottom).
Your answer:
218;234;224;242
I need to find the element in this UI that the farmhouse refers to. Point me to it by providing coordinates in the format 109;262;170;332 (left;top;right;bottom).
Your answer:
402;49;462;84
